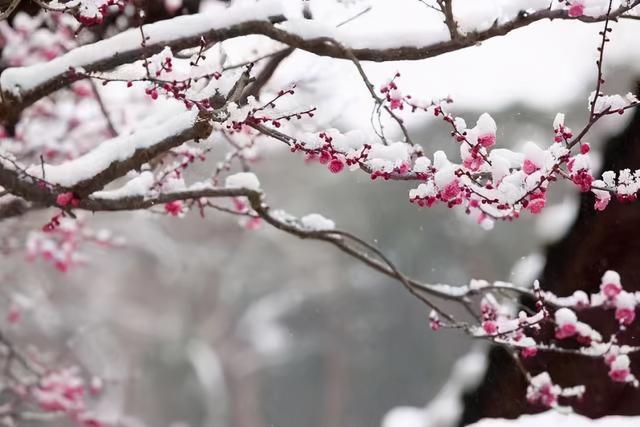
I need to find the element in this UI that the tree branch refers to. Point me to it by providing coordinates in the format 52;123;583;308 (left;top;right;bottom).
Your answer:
2;1;638;125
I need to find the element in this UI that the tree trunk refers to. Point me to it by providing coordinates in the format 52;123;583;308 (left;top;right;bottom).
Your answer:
462;84;640;424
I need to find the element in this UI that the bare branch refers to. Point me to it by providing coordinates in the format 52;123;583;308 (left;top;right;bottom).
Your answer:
0;0;21;21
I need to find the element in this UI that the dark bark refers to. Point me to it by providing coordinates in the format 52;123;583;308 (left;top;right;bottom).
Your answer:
461;85;640;424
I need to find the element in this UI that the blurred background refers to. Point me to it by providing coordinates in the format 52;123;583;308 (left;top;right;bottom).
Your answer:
2;1;640;426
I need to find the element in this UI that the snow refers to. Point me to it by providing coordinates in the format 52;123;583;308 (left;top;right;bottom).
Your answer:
331;129;369;153
186;340;225;393
367;142;411;172
611;354;631;371
602;270;621;286
224;172;261;192
470;412;640;426
428;283;470;298
412;156;432;173
510;253;545;289
615;291;636;310
271;209;298;224
535;198;579;243
278;18;449;50
0;0;286;97
237;290;308;358
522;141;546;169
381;407;426;427
590;92;633;114
300;213;335;231
475;112;497;135
489;149;523;183
92;172;155;200
27;110;199;187
4;0;639;120
301;4;640;136
546;290;590;308
555;307;578;326
409;182;437;199
382;348;488;427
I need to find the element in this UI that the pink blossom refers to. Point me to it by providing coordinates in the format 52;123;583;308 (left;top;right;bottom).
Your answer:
523;159;538;175
396;162;410;174
614;289;636;325
441;180;461;201
601;282;622;299
572;170;594;192
527;373;559;408
482;320;498;334
75;413;103;427
609;368;631;382
555;323;577;339
164;200;184;217
41;48;61;60
521;346;538;358
165;0;183;14
56;192;77;207
463;155;484;171
429;310;441;331
615;307;635;326
33;368;85;413
7;303;20;324
55;259;71;272
319;151;331;165
477;133;496;148
528;197;546;214
89;377;103;395
608;355;633;382
568;2;585;17
232;198;247;212
389;99;403;110
72;83;93;98
594;196;610;211
539;385;559;407
328;158;344;174
388;89;403;110
244;217;262;230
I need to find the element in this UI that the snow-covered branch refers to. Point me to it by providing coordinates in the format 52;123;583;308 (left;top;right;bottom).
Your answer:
2;0;640;422
2;0;639;124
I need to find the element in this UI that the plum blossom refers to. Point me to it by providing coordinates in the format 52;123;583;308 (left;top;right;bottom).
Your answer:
600;270;622;299
608;355;634;383
554;308;578;339
526;372;560;408
568;2;585;17
164;200;185;217
614;291;636;326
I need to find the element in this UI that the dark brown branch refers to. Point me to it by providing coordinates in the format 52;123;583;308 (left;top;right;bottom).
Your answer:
0;198;35;220
0;0;22;21
2;2;639;125
239;47;295;103
589;0;614;121
75;185;533;308
90;80;118;137
70;111;214;196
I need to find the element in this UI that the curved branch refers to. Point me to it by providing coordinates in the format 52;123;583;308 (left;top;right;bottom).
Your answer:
78;186;535;308
2;1;639;124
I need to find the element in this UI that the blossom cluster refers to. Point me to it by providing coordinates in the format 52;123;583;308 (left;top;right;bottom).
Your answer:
27;215;124;272
433;271;640;409
31;367;105;426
